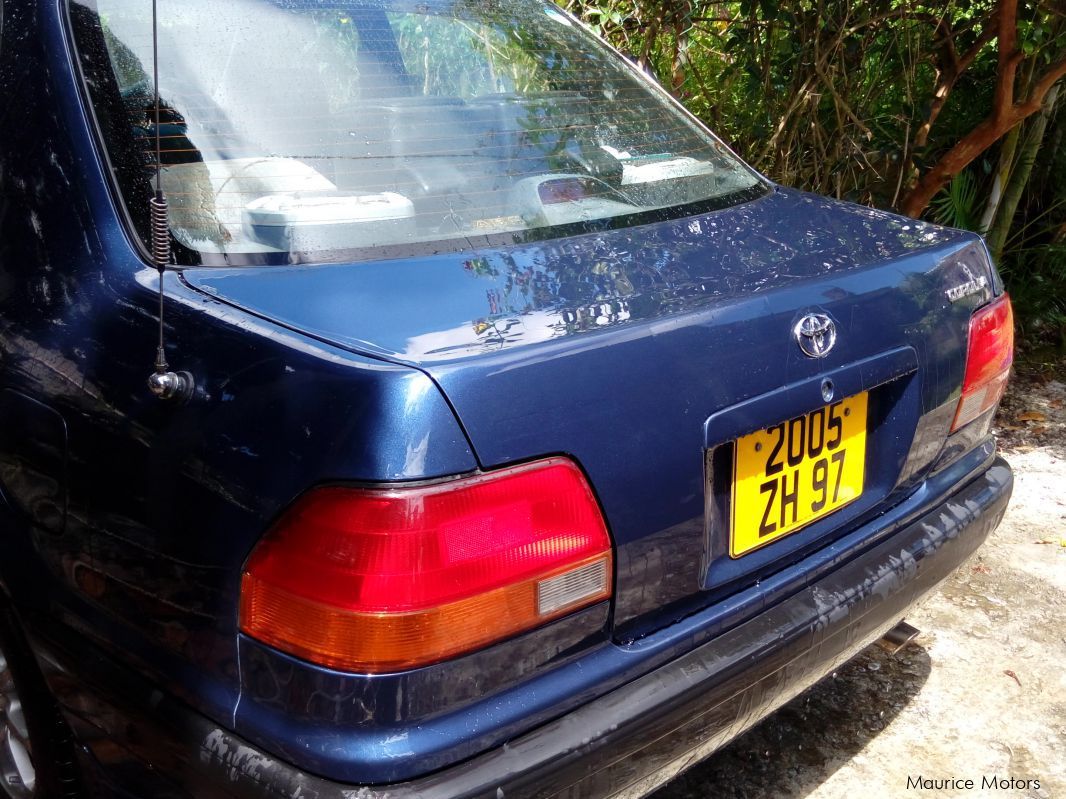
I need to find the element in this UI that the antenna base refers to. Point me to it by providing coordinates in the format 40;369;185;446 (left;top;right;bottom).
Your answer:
148;370;195;402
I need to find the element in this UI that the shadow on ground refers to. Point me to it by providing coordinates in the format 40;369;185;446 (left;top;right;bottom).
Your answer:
650;642;932;799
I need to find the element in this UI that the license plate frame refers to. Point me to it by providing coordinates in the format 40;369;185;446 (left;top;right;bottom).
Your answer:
730;392;868;558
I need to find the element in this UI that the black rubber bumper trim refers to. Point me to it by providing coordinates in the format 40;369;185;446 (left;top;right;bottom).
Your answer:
33;458;1011;799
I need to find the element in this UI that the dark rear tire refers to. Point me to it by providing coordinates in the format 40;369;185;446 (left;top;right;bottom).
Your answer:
0;601;82;799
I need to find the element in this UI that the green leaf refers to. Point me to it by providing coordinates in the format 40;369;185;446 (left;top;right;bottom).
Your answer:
930;170;983;233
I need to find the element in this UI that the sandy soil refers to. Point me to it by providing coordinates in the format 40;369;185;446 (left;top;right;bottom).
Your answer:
653;369;1066;799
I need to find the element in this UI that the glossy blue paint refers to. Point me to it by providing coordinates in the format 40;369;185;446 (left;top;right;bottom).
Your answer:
0;0;1011;794
1;0;478;736
25;451;1011;797
230;440;1002;783
185;190;996;640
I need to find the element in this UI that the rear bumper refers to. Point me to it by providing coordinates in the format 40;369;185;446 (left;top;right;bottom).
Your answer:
32;457;1011;799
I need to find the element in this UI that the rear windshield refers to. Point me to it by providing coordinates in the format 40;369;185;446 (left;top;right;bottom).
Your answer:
69;0;764;265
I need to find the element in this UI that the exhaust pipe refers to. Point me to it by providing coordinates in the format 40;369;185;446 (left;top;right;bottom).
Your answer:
878;621;920;655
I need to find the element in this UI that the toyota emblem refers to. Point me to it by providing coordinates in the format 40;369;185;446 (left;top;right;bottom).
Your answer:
794;313;837;358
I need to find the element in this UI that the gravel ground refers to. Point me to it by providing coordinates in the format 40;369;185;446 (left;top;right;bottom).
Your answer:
652;366;1066;799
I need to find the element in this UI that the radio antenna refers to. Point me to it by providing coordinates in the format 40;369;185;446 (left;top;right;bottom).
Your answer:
146;0;194;401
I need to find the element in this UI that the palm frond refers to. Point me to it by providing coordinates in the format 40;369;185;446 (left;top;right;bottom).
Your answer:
930;169;983;233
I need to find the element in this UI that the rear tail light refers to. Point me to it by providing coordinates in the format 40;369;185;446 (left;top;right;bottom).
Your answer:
951;294;1014;431
239;457;612;673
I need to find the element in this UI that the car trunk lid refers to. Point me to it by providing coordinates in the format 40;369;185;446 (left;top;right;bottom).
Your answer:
183;187;996;638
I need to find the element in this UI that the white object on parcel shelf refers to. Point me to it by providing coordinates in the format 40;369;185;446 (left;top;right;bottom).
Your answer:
619;156;716;185
243;191;416;251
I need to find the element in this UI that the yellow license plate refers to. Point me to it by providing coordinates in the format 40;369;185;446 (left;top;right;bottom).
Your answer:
731;392;868;558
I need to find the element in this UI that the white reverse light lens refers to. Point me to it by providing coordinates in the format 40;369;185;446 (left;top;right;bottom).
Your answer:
537;557;610;616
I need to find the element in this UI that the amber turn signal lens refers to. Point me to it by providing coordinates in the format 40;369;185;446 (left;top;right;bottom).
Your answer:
239;458;613;673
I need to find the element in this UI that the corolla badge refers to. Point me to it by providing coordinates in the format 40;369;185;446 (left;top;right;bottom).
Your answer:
945;263;989;302
794;313;837;358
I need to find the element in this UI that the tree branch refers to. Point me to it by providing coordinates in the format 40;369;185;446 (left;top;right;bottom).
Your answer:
896;0;1066;216
958;16;1000;72
1022;54;1066;112
902;58;1066;218
915;18;999;147
993;0;1021;117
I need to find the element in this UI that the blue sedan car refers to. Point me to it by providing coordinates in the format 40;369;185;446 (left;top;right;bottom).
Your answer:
0;0;1013;796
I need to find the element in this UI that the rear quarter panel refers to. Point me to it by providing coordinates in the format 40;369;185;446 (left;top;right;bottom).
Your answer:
0;0;478;730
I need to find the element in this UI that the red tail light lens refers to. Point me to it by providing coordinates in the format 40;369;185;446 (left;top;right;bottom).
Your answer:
952;294;1014;431
239;457;612;673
